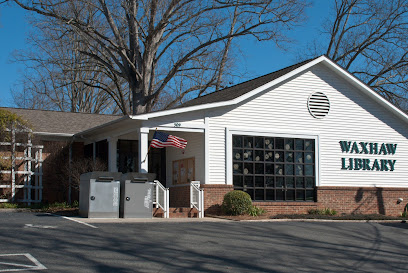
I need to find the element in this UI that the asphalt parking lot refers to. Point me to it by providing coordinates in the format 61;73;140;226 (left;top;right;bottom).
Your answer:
0;211;407;272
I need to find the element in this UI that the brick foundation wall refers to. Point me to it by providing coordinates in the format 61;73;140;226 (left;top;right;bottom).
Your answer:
198;185;408;217
169;185;190;207
201;184;234;214
316;186;408;216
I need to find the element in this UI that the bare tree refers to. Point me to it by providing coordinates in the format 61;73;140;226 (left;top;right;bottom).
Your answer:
305;0;408;108
12;15;117;113
10;0;309;115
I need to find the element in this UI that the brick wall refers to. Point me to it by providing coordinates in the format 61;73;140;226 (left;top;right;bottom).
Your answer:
316;186;408;216
41;141;85;204
199;185;408;216
169;185;190;207
201;184;234;214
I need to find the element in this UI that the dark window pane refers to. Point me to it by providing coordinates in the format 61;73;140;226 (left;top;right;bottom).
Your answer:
243;150;253;161
305;165;314;176
275;151;284;162
233;176;243;187
296;190;305;201
285;164;294;175
295;139;304;150
265;151;273;162
255;163;264;174
276;177;284;188
296;165;303;176
233;149;242;161
305;152;314;164
286;177;295;188
295;152;303;163
244;163;253;175
244;176;254;187
265;163;274;174
275;164;283;175
296;177;304;188
233;136;242;148
266;189;275;200
244;137;253;148
265;138;274;150
285;152;294;162
306;190;315;201
286;190;295;201
275;138;284;149
245;188;254;199
276;190;284;200
232;134;316;202
285;139;294;151
255;176;264;187
305;140;314;151
233;162;242;174
306;177;314;188
255;137;264;148
266;176;274;187
255;189;264;200
255;150;264;161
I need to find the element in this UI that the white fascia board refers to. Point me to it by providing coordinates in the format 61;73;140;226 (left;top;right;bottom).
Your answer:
34;132;74;137
74;115;132;137
320;57;408;124
230;56;327;105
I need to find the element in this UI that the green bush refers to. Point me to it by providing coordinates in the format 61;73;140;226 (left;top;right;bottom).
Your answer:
247;205;266;217
222;190;252;215
308;208;337;216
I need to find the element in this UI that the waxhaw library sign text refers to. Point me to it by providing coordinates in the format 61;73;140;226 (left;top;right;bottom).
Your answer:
339;141;397;171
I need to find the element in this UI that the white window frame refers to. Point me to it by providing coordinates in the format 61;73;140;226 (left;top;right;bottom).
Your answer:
225;127;321;190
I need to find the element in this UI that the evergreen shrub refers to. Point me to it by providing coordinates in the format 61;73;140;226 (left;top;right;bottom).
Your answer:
222;190;252;215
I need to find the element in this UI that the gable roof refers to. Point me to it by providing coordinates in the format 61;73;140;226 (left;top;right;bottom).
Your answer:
177;57;318;109
130;55;408;124
0;107;122;136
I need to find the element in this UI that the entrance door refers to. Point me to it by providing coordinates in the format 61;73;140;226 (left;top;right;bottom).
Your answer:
149;148;166;186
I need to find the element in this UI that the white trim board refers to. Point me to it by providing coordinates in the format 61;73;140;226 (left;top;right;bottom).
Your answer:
225;128;320;188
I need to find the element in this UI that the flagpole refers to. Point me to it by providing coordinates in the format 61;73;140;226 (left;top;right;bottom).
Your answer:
141;128;157;163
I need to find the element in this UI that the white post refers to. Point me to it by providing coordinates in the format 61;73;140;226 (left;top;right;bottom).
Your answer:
108;137;118;172
139;128;149;173
27;135;32;205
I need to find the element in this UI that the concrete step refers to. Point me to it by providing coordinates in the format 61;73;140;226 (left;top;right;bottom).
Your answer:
153;207;199;218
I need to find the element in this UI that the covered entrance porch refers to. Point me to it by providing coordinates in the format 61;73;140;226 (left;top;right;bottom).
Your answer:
75;116;206;218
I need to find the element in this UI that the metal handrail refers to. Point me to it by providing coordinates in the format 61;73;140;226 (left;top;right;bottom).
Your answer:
190;181;204;218
153;180;169;218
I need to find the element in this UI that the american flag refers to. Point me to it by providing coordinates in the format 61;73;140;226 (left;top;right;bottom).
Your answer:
150;131;187;149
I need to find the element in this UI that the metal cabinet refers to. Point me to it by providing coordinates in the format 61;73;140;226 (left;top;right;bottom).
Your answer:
79;172;121;218
120;173;156;218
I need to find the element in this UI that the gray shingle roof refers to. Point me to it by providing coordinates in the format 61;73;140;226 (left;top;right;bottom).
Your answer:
177;57;317;109
0;107;122;135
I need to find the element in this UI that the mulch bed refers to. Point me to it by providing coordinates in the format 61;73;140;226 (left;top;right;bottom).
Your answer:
208;213;408;221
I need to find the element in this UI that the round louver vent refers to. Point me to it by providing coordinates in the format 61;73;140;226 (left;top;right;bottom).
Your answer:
308;92;330;119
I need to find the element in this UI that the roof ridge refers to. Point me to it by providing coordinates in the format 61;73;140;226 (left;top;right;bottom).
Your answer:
181;56;319;104
0;106;121;117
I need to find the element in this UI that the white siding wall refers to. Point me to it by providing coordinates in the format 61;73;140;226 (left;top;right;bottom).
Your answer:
206;63;408;187
165;131;205;186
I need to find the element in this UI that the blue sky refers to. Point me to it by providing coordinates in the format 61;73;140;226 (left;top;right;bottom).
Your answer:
0;1;330;108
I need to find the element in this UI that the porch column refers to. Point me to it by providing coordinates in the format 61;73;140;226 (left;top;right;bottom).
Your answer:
139;127;149;173
108;137;118;172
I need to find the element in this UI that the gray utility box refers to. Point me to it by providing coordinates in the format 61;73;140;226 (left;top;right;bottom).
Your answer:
120;173;156;218
79;172;121;218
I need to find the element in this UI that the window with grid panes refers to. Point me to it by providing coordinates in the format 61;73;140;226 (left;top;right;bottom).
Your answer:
232;135;316;201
